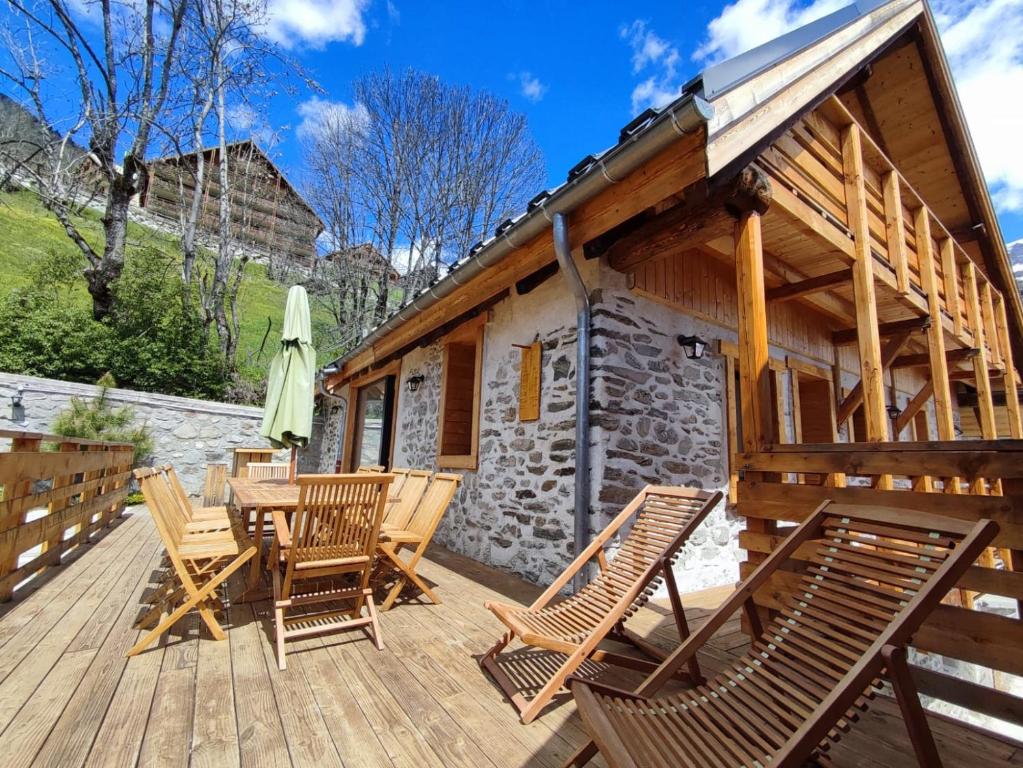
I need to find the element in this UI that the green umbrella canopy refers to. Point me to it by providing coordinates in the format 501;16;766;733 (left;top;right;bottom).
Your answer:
260;285;316;449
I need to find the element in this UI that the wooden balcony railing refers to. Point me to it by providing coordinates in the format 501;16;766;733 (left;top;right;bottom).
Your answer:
737;440;1023;728
0;429;134;600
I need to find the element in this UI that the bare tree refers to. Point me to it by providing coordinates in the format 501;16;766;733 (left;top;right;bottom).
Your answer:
1;0;188;319
302;68;546;358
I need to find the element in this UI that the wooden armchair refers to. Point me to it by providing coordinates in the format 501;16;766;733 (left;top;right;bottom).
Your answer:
268;473;393;670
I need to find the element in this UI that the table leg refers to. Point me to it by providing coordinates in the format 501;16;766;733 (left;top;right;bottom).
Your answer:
240;507;266;600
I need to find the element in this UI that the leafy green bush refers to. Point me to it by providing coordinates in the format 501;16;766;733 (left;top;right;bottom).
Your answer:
0;247;229;399
51;373;155;462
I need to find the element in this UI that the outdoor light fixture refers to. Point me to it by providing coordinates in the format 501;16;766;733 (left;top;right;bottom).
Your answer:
886;403;901;420
10;385;24;421
676;335;707;360
407;372;425;393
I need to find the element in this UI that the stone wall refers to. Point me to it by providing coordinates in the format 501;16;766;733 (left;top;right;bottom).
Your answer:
0;372;287;495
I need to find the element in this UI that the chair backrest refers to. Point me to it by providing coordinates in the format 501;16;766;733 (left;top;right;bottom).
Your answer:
384;469;432;528
202;463;227;506
585;487;720;619
404;473;461;543
134;466;187;549
246;462;291;481
285;473;393;577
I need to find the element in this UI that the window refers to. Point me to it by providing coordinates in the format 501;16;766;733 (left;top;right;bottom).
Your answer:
342;363;400;472
437;319;484;469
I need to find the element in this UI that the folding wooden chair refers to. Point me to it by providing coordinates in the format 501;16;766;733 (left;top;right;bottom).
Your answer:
202;462;228;506
129;466;256;657
375;472;460;611
357;464;385;473
245;462;291;480
382;468;432;528
268;473;393;670
162;463;233;532
567;503;999;768
480;485;721;723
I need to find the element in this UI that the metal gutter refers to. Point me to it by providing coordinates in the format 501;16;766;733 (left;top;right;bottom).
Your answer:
330;93;713;377
552;212;592;591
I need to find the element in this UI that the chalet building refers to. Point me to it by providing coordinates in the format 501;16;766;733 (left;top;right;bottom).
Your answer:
140;140;323;264
321;0;1023;708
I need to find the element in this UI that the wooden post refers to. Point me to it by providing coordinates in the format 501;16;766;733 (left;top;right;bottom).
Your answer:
735;211;774;451
915;210;955;440
963;262;997;440
46;441;79;564
0;436;41;600
882;171;910;296
994;294;1022;438
842;123;889;442
940;239;964;339
980;281;1002;370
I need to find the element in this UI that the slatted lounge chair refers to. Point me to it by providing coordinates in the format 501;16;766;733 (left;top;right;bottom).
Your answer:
567;503;999;768
481;485;722;724
381;468;432;529
268;473;392;670
375;472;460;611
129;466;256;657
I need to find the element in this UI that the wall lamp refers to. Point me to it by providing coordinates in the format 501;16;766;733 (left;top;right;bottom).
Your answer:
406;372;425;393
676;335;707;360
886;403;902;421
10;385;25;421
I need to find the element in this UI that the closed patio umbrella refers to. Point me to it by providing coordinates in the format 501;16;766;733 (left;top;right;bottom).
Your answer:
260;285;316;481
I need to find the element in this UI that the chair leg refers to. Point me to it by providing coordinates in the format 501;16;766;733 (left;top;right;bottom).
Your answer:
662;561;703;685
883;644;943;768
272;565;287;671
364;589;384;650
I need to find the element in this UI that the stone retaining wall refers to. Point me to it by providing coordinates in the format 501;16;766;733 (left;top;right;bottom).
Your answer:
0;372;287;495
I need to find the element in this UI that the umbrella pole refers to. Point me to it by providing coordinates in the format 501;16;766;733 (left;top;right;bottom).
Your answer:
289;446;298;483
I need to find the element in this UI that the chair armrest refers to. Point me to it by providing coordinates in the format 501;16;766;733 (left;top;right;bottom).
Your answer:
566;675;647;702
272;509;291;548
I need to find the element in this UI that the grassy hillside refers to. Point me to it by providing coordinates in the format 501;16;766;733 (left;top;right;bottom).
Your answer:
0;188;335;389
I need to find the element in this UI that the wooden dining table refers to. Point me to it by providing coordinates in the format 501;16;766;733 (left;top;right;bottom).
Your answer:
228;477;301;596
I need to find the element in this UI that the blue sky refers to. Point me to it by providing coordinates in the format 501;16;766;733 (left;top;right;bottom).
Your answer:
258;0;1023;244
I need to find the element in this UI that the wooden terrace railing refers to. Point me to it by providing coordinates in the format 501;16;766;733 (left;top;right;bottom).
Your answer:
737;440;1023;728
0;429;134;600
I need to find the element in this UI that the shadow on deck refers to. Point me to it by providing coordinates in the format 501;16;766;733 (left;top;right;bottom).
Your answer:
0;508;1020;767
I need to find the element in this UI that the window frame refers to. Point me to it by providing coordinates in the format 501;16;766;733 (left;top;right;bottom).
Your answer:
436;317;485;470
341;360;402;472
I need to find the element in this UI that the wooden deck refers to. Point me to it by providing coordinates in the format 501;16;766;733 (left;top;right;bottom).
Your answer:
0;507;1020;767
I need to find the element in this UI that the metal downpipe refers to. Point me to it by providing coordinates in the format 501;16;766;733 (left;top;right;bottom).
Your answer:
552;212;591;593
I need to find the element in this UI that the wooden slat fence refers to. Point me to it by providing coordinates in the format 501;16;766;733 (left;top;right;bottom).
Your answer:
0;429;134;600
736;440;1023;728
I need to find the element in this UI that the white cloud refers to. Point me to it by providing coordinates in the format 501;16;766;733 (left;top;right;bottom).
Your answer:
693;0;845;63
620;20;682;112
692;0;1023;215
296;97;369;140
261;0;369;49
930;0;1023;214
512;72;548;102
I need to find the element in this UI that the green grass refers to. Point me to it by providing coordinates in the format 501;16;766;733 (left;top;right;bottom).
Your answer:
0;188;335;386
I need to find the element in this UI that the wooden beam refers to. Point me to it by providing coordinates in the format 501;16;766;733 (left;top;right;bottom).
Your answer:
842;122;888;442
994;293;1023;438
735;211;775;450
890;348;978;370
963;261;997;440
831;316;929;345
980;280;1002;369
882;171;910;296
915;208;956;441
940;238;964;338
606;166;772;273
894;379;934;436
836;329;913;428
765;269;853;302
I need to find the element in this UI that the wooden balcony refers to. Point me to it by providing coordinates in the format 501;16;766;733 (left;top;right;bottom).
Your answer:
0;504;1020;767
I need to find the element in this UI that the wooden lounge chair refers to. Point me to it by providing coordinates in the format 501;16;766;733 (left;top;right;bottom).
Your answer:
382;468;432;528
481;485;721;723
375;472;460;611
245;462;291;480
269;473;393;670
567;503;999;768
129;466;256;657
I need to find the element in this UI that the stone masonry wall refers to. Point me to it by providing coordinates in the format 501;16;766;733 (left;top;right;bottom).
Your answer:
0;372;286;495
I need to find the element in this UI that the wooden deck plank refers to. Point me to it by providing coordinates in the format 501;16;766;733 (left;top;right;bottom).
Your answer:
0;509;1013;768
